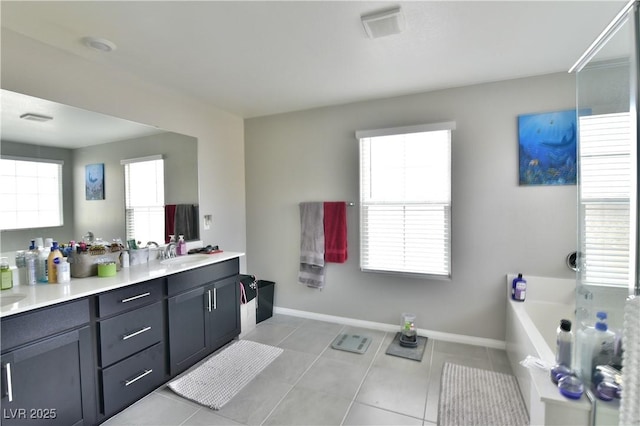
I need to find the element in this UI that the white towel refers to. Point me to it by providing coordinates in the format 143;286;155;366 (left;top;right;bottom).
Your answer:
298;202;325;288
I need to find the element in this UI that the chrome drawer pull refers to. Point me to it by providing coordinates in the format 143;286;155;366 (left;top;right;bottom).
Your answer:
121;292;151;303
122;326;152;340
6;363;13;402
124;369;153;387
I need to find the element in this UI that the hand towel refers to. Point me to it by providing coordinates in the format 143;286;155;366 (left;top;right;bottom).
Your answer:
175;204;199;241
164;204;177;243
298;202;325;289
324;201;348;263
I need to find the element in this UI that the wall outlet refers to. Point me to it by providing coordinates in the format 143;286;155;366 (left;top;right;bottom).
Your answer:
203;214;212;230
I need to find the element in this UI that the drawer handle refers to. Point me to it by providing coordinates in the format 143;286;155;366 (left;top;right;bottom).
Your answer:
124;369;153;387
5;363;13;402
207;290;212;312
213;288;217;310
122;326;152;341
121;292;151;303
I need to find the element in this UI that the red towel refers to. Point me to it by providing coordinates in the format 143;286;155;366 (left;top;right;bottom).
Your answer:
164;204;177;243
324;201;348;263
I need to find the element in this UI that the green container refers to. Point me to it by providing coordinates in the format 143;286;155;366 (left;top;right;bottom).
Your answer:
98;262;117;277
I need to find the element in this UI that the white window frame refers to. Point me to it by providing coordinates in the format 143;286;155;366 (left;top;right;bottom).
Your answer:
0;155;64;230
121;155;165;244
578;112;631;288
356;122;455;279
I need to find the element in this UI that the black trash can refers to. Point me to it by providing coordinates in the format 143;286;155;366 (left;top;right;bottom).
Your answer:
256;280;275;323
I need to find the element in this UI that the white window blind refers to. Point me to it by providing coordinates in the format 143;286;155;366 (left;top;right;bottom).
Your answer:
357;122;454;278
0;156;63;230
122;155;165;244
579;112;631;288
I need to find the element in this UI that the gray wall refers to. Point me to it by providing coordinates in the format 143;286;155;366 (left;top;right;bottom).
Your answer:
0;141;75;251
245;72;577;341
73;132;198;242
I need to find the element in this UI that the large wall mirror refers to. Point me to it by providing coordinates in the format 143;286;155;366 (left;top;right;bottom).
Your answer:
0;89;199;253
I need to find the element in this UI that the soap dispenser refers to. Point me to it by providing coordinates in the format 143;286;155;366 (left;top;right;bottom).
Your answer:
177;235;187;256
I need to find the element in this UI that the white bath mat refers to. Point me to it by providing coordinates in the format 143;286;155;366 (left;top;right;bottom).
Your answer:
438;362;529;426
168;340;283;410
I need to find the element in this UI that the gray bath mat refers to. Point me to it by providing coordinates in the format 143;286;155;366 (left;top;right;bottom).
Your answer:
168;340;283;410
331;333;371;354
438;362;529;426
385;332;427;361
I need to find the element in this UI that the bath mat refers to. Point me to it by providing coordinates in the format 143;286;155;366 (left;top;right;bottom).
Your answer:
438;362;529;426
385;332;427;362
168;340;283;410
331;333;372;354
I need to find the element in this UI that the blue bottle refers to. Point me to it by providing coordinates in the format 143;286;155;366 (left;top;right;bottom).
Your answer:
512;273;527;302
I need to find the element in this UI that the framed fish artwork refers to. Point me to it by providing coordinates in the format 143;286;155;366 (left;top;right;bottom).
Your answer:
85;163;105;200
518;109;581;185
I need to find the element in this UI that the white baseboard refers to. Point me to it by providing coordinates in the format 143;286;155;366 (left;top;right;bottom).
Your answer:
273;306;506;350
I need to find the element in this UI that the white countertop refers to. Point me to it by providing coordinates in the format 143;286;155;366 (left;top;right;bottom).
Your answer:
0;251;245;318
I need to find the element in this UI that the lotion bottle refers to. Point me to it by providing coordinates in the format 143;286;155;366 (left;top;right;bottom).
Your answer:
47;241;62;283
511;273;527;302
177;235;187;256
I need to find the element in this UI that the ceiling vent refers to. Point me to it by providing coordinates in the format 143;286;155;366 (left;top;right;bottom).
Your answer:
82;36;117;52
361;7;404;39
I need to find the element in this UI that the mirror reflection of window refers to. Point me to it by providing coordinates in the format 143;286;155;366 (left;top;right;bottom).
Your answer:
0;156;63;229
122;155;164;244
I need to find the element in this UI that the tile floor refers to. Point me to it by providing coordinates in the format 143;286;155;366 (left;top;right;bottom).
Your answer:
102;314;514;425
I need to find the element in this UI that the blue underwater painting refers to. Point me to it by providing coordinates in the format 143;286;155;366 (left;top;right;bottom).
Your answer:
518;110;580;185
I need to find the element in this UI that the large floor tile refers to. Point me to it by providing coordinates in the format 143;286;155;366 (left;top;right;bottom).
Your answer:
261;314;306;328
215;375;292;425
296;356;369;399
263;387;352;426
488;347;514;375
257;348;318;385
101;392;198;426
298;318;345;334
433;340;490;359
242;322;297;346
181;409;243;425
343;402;423;426
278;327;336;355
356;365;429;419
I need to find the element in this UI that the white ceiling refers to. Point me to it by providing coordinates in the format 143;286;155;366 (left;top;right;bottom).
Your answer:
0;0;628;120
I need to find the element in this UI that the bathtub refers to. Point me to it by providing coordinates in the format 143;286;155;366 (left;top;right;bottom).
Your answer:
505;274;592;425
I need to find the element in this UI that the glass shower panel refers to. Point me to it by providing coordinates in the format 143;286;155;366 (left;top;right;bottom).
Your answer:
575;3;637;424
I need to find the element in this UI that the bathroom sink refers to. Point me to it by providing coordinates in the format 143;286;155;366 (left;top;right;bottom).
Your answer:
160;254;211;267
0;293;26;307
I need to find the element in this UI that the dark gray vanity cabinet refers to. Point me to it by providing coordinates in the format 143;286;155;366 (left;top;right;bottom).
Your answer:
95;279;166;419
167;258;240;376
0;300;96;426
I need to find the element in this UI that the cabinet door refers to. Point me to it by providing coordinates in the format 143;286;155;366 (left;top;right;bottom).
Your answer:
1;327;95;426
167;286;210;376
209;275;240;350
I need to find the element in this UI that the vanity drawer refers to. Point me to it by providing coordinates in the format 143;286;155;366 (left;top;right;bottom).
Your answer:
98;302;163;367
101;342;165;416
97;278;164;318
167;257;239;297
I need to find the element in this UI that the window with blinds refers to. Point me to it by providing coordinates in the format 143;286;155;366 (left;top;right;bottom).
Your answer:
0;156;63;230
122;155;165;244
579;112;631;288
357;122;454;278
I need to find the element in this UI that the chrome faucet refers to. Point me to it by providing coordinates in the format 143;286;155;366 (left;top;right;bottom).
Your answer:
164;242;177;259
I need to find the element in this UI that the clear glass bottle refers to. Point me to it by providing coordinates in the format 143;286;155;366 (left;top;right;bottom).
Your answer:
556;319;573;367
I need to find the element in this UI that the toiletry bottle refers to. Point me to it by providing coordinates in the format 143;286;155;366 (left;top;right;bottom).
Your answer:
511;273;527;302
36;237;49;283
47;241;63;283
122;250;130;268
55;257;71;284
591;312;615;378
556;319;573;367
0;257;13;290
178;235;187;256
26;240;38;285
